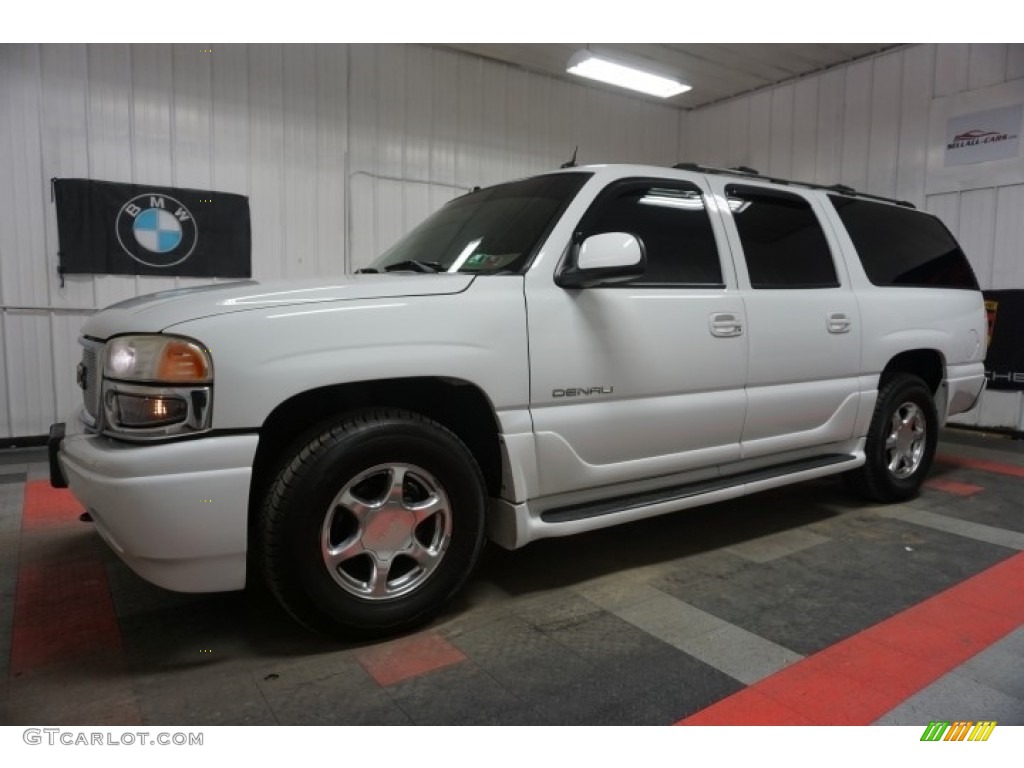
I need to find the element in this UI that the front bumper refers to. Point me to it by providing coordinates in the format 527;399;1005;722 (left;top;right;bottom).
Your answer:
52;418;258;593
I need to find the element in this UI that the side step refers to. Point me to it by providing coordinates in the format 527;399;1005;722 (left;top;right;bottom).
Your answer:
541;454;855;524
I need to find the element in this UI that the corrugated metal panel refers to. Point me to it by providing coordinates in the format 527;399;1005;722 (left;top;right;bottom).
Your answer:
768;83;794;178
866;51;902;200
958;188;997;289
282;45;318;280
968;44;1007;91
813;68;845;185
1007;44;1024;81
993;185;1024;289
926;193;961;237
840;59;872;193
747;91;772;172
895;45;934;208
3;313;56;435
791;78;818;182
934;43;970;97
314;46;347;276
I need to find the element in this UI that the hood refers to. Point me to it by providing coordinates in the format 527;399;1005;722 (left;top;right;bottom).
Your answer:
81;273;475;339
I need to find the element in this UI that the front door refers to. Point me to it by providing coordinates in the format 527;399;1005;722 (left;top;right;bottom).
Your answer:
526;176;749;498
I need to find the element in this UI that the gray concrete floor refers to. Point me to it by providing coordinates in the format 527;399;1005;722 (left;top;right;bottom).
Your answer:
1;429;1022;726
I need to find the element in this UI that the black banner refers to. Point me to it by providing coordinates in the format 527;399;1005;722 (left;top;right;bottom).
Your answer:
984;289;1024;391
53;178;251;278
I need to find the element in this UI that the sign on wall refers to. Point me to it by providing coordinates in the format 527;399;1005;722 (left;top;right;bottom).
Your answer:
52;178;251;279
926;80;1024;195
944;105;1021;167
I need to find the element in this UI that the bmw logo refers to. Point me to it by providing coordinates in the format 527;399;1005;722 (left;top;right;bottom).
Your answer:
115;193;198;268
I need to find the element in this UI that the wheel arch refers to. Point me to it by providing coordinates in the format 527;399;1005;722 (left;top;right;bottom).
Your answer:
879;348;945;395
247;377;504;535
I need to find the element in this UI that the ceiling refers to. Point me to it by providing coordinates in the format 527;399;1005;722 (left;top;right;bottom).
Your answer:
444;43;901;109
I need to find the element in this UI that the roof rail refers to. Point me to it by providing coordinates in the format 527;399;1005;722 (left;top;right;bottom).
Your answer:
671;162;916;209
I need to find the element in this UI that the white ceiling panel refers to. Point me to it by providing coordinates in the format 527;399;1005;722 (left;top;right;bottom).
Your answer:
442;43;900;109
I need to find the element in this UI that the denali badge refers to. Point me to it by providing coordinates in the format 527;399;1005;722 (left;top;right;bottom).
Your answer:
553;386;614;398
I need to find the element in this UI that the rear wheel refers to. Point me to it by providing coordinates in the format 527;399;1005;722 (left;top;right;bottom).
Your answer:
846;373;938;503
259;409;487;637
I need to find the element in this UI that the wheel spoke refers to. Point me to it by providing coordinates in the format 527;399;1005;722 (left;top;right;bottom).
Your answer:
410;494;445;524
386;466;408;507
324;536;364;571
338;490;376;521
408;539;442;569
368;557;393;598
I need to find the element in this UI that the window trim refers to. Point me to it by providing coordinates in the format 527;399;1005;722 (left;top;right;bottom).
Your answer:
563;177;727;290
827;193;981;291
726;183;841;290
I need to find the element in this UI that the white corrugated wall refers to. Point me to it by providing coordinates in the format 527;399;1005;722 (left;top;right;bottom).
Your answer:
0;43;682;439
3;43;1023;438
682;43;1024;430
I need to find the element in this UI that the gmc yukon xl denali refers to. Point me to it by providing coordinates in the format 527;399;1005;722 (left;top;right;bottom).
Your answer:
49;163;987;636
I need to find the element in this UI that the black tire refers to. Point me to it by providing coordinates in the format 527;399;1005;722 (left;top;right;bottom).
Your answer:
259;408;487;638
845;373;938;503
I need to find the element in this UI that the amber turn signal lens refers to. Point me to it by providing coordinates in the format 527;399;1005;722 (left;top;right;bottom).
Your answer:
156;340;212;383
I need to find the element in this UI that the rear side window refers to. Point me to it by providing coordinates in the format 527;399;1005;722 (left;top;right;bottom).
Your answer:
579;180;724;286
726;185;839;289
828;196;980;290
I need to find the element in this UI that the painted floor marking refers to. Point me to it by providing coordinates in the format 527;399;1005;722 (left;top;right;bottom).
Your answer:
678;551;1024;725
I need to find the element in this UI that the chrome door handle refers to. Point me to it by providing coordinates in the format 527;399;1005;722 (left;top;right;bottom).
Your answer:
827;312;851;334
710;312;743;338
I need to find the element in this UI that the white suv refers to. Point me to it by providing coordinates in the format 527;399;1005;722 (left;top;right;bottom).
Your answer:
49;163;987;636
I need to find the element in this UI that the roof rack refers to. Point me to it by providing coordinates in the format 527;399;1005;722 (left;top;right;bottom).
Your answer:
671;162;916;209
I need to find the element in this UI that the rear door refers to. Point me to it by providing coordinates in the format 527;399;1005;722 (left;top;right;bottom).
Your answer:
707;180;863;459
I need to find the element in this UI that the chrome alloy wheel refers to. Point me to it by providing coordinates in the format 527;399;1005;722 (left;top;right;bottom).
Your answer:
885;402;927;480
321;463;452;600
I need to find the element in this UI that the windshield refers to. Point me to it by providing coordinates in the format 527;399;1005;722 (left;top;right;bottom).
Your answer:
368;172;591;274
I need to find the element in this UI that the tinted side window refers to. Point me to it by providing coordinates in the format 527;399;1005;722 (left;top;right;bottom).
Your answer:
828;195;980;290
580;181;723;286
726;185;839;289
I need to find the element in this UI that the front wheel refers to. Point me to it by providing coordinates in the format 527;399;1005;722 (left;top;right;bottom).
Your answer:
259;409;487;637
845;373;938;503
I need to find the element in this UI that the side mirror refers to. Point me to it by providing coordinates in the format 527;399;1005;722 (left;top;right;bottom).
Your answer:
556;232;646;288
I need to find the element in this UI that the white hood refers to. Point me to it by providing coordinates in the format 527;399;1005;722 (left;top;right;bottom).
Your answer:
81;274;475;339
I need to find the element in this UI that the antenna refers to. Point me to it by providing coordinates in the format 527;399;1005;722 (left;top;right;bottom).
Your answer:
560;146;579;169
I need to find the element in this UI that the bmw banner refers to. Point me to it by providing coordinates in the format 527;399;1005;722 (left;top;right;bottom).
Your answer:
52;178;251;278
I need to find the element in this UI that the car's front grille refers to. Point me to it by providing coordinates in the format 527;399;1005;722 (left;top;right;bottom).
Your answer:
79;339;104;427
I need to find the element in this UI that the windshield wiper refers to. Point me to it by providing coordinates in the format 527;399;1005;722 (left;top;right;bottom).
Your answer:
382;260;445;273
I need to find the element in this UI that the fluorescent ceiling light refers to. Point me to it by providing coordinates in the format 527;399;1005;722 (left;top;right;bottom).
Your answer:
567;51;691;99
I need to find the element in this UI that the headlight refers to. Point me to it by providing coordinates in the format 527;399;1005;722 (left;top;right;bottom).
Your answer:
105;336;212;383
100;335;213;440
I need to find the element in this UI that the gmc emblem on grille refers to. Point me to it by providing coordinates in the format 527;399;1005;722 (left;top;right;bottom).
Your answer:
76;362;88;390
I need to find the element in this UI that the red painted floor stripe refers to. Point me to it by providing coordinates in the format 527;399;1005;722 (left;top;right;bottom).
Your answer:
937;454;1024;478
925;477;984;497
355;631;466;687
21;480;88;530
678;551;1024;725
10;481;125;675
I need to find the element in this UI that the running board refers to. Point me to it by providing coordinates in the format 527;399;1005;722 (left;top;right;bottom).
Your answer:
541;454;856;524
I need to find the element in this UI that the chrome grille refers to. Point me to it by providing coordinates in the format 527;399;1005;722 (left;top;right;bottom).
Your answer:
80;340;104;426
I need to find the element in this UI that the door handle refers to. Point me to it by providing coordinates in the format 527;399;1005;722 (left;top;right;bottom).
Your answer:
710;312;743;338
827;312;851;334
